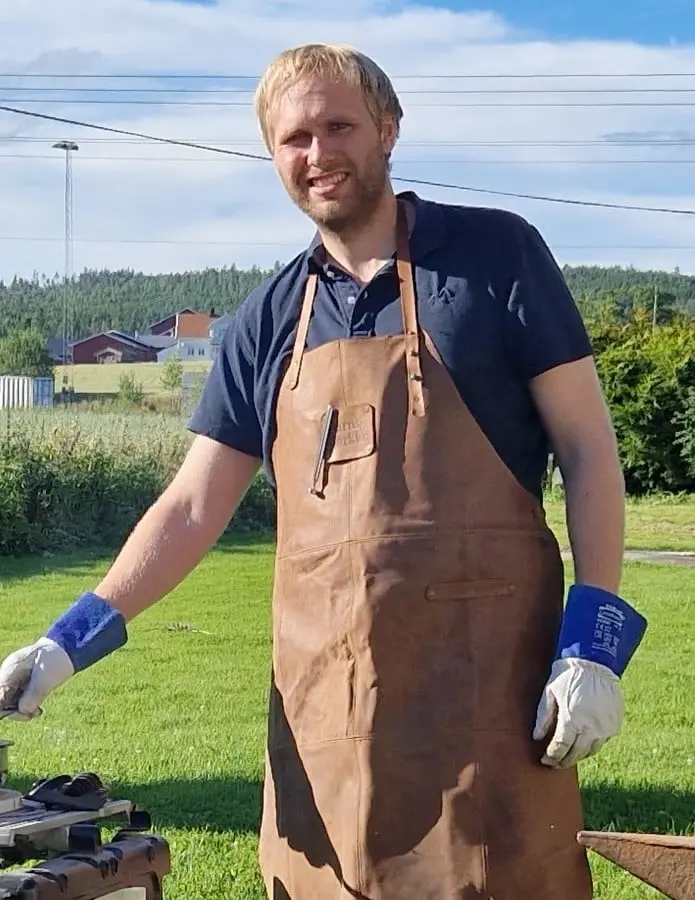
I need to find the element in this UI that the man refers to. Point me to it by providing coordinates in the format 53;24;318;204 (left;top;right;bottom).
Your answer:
0;44;646;899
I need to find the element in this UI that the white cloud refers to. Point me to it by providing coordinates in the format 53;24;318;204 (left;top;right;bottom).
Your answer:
1;0;695;283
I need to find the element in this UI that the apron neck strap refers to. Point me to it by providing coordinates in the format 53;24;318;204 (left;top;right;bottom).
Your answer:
286;271;317;390
395;200;426;416
287;199;426;416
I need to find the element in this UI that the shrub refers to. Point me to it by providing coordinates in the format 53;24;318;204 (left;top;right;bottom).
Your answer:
0;412;275;557
593;312;695;494
117;372;145;408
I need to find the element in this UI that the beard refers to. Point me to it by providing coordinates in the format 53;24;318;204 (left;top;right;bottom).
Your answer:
285;145;391;236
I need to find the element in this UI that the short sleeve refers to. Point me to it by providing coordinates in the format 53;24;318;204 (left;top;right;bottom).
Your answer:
504;219;593;380
186;304;263;459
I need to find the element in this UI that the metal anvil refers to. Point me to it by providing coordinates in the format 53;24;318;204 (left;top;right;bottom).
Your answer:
578;830;695;899
0;736;171;898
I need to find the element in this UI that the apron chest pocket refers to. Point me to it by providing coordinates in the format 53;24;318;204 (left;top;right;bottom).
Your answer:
325;403;376;463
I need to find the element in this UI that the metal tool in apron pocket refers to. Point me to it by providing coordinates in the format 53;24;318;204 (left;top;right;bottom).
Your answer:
309;404;337;497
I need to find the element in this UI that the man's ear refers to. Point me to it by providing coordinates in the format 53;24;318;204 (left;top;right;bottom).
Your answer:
381;117;398;157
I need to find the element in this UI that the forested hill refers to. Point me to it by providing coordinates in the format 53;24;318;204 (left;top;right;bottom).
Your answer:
0;262;693;339
0;265;282;340
563;265;695;307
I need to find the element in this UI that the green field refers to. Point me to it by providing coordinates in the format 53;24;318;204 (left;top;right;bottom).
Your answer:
1;531;693;899
54;361;211;396
545;492;695;552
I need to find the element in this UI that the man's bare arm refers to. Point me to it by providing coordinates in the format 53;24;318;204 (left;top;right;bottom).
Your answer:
530;356;625;593
93;435;261;622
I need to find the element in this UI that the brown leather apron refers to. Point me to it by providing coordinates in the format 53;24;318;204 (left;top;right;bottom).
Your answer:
259;201;593;899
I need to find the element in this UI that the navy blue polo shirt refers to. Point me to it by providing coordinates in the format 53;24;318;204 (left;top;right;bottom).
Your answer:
187;191;593;500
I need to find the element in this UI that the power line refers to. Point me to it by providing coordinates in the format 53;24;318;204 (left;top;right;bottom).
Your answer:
4;71;695;79
5;152;695;165
0;105;267;161
4;136;695;148
2;103;695;217
4;86;695;95
396;174;695;213
5;97;695;108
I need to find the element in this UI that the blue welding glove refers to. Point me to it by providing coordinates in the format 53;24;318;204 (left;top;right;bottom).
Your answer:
533;584;648;769
0;592;127;721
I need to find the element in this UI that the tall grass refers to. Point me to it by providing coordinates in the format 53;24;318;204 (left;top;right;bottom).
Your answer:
0;410;189;555
1;407;691;558
2;407;191;450
0;409;275;556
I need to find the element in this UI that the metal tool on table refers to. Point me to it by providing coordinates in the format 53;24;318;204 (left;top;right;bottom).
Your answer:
0;730;171;899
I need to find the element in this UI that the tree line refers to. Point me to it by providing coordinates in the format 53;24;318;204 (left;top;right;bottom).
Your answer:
0;262;693;341
0;264;281;340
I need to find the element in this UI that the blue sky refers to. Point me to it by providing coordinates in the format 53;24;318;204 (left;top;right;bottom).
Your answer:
1;0;695;280
432;0;694;45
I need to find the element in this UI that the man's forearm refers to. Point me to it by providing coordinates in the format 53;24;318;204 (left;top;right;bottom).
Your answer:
562;450;626;593
92;493;227;623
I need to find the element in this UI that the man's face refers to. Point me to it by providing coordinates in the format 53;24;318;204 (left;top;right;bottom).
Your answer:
269;75;397;233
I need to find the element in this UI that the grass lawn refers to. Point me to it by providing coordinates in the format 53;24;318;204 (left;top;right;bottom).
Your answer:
1;535;694;899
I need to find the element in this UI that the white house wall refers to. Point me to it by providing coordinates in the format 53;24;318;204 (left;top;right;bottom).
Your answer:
157;339;213;363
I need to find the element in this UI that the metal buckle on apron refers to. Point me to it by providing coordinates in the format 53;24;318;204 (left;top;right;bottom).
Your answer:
309;404;336;496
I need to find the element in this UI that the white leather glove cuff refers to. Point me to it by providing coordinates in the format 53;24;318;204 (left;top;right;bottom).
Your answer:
0;637;75;721
533;657;625;769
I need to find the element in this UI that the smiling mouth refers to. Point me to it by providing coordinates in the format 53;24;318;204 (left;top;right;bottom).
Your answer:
307;172;349;189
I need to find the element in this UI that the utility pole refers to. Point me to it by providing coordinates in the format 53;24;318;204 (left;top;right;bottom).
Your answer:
52;140;79;399
652;283;658;330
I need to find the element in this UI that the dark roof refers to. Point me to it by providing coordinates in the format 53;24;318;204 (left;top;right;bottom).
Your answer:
134;334;177;349
147;308;198;330
71;330;153;350
70;322;194;352
46;337;67;358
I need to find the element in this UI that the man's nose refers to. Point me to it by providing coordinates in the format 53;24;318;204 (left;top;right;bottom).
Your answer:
307;135;330;167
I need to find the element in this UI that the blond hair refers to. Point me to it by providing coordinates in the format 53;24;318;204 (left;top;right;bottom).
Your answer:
254;43;403;151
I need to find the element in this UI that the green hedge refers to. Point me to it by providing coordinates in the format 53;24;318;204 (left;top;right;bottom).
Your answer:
0;415;276;557
591;312;695;494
